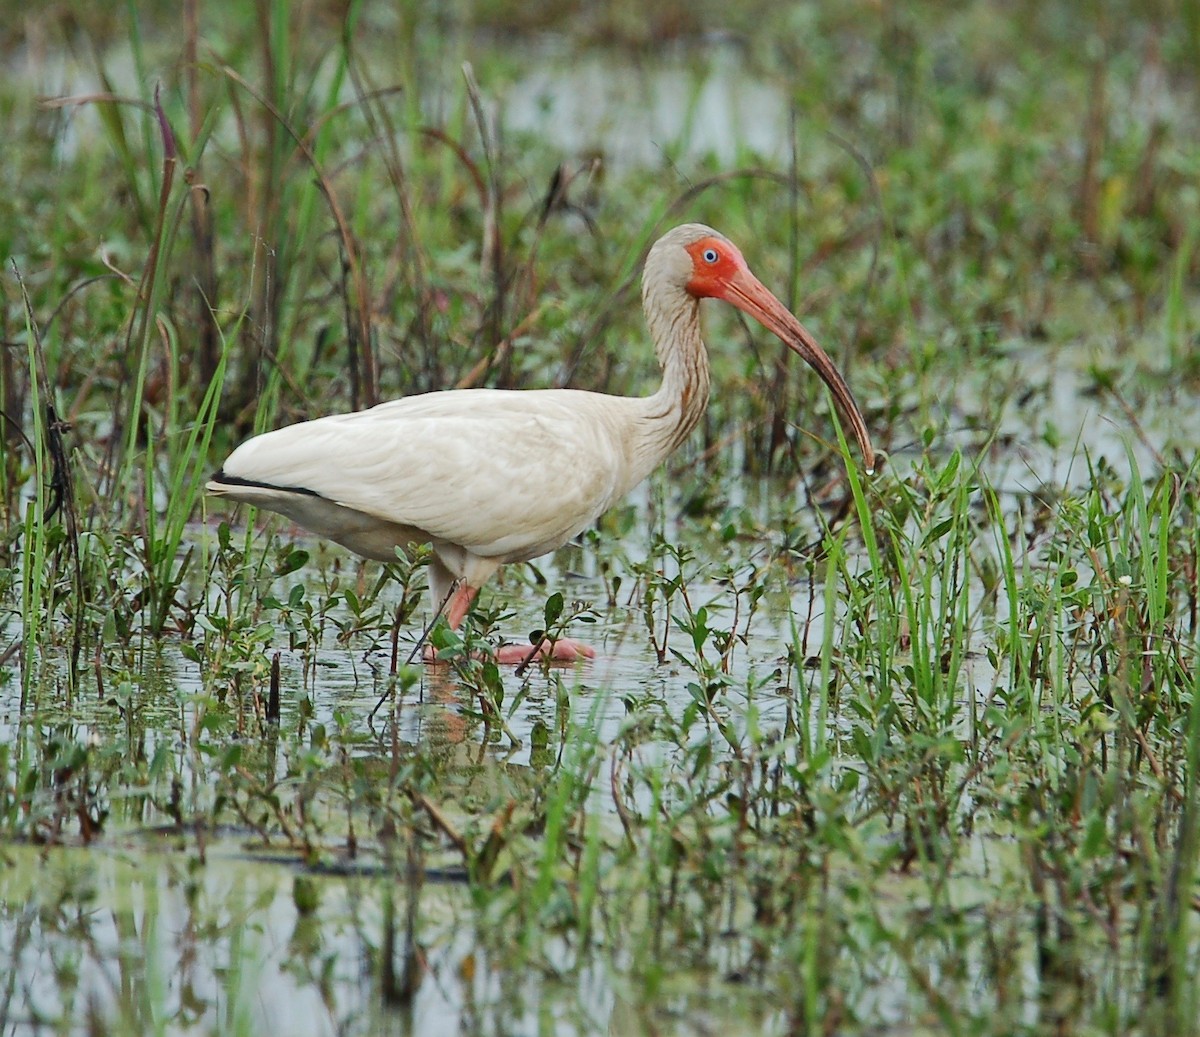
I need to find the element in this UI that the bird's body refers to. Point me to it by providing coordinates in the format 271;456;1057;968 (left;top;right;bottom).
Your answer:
214;388;667;588
208;224;875;662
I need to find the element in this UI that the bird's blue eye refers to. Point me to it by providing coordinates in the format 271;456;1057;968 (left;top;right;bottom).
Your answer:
703;248;719;264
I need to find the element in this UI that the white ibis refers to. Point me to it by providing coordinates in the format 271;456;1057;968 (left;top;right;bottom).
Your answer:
207;224;875;663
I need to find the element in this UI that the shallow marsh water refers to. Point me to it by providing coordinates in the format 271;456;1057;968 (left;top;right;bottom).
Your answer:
2;352;1194;1035
2;414;1192;1020
1;839;620;1037
0;828;1043;1036
0;477;1085;1035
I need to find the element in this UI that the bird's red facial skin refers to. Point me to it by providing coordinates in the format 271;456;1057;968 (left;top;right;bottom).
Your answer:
684;238;745;299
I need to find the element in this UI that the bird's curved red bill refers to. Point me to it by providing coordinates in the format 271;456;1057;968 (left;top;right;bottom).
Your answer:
724;269;876;473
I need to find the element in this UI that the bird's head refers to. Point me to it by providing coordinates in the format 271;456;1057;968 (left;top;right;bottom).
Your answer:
648;223;876;473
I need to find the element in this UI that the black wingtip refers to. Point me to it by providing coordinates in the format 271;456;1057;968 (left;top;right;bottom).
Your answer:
208;470;323;497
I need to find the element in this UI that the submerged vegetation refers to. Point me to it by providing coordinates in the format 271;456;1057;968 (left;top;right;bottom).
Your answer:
2;0;1200;1033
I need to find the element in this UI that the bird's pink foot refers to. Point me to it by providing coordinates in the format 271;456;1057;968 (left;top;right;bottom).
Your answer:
421;638;596;665
495;638;597;665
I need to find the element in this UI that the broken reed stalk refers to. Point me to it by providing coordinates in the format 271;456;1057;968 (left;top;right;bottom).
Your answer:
12;261;85;702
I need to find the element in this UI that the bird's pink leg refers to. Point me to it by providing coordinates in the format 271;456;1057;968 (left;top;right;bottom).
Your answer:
444;582;479;631
424;578;596;665
421;582;479;663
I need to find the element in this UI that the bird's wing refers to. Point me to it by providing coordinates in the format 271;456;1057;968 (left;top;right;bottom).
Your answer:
217;389;631;561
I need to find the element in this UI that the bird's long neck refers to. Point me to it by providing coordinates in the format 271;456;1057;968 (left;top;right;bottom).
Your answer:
633;281;711;469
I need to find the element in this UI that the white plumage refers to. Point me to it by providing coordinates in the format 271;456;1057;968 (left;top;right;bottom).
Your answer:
208;224;875;662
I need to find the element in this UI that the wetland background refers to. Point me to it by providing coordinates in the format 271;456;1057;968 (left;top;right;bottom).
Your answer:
2;0;1200;1034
